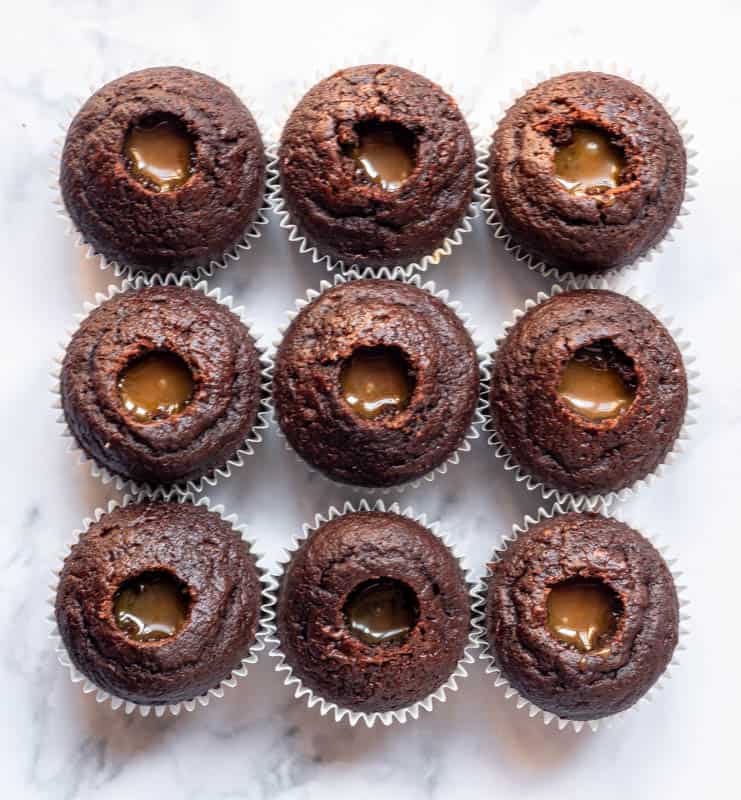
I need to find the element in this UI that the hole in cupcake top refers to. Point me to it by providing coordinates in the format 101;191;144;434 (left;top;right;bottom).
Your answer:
343;578;420;646
113;570;191;642
340;346;414;420
118;350;195;423
124;113;194;192
348;121;416;192
557;339;636;422
553;127;626;195
547;576;622;653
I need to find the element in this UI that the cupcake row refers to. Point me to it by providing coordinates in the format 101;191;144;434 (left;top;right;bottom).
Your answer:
57;63;694;282
52;494;685;730
56;275;696;504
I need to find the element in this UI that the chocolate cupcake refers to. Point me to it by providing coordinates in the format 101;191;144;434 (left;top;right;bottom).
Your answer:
60;66;266;275
489;289;689;497
54;499;265;707
277;64;476;270
272;506;472;718
487;72;687;275
59;282;267;489
272;278;481;488
480;510;680;722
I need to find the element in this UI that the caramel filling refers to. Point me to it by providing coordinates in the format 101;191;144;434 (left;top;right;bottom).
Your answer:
558;359;634;421
554;127;625;195
114;571;189;642
343;579;419;645
119;351;194;422
350;122;415;192
340;346;412;420
547;578;620;653
124;117;193;192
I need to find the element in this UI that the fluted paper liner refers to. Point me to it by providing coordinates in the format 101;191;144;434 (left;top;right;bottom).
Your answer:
48;490;277;717
268;59;480;279
264;497;478;727
51;59;271;283
268;269;488;493
476;61;698;286
483;280;700;508
471;499;689;733
51;273;271;497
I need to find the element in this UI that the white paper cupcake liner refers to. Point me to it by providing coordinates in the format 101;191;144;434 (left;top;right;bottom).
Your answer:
48;489;277;717
264;497;478;727
475;61;698;286
471;498;689;733
268;270;488;493
51;59;272;284
267;58;480;279
483;280;700;509
51;272;272;497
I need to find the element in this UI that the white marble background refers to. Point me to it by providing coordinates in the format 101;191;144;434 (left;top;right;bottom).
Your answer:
1;0;737;797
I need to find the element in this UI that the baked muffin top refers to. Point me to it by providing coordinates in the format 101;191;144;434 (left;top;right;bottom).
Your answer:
61;284;264;486
489;289;687;496
272;279;480;487
279;64;475;268
60;66;265;274
55;501;263;705
276;511;471;713
484;511;679;720
489;72;686;275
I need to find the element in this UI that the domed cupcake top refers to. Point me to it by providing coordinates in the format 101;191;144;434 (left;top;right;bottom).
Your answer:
55;501;263;706
276;510;471;713
60;66;265;274
272;279;480;487
489;72;687;275
489;289;688;496
61;284;264;487
483;511;679;720
279;64;475;268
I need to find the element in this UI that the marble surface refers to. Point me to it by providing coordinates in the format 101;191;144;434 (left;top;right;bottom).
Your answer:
1;0;737;797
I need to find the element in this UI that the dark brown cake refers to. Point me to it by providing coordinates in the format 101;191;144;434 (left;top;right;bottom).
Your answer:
60;66;266;274
489;289;687;495
272;279;480;487
61;284;264;486
55;501;263;705
484;512;679;720
276;511;471;713
279;64;475;268
489;72;687;275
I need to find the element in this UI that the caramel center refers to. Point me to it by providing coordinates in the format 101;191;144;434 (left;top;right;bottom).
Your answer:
340;346;412;420
351;122;415;192
558;359;634;421
124;117;193;192
119;351;194;422
114;571;189;642
554;127;625;195
343;579;419;645
547;579;620;652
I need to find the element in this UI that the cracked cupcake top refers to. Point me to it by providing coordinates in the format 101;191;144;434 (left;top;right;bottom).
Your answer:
489;72;686;275
55;501;263;705
279;64;475;267
60;66;265;274
61;285;263;486
272;279;480;487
